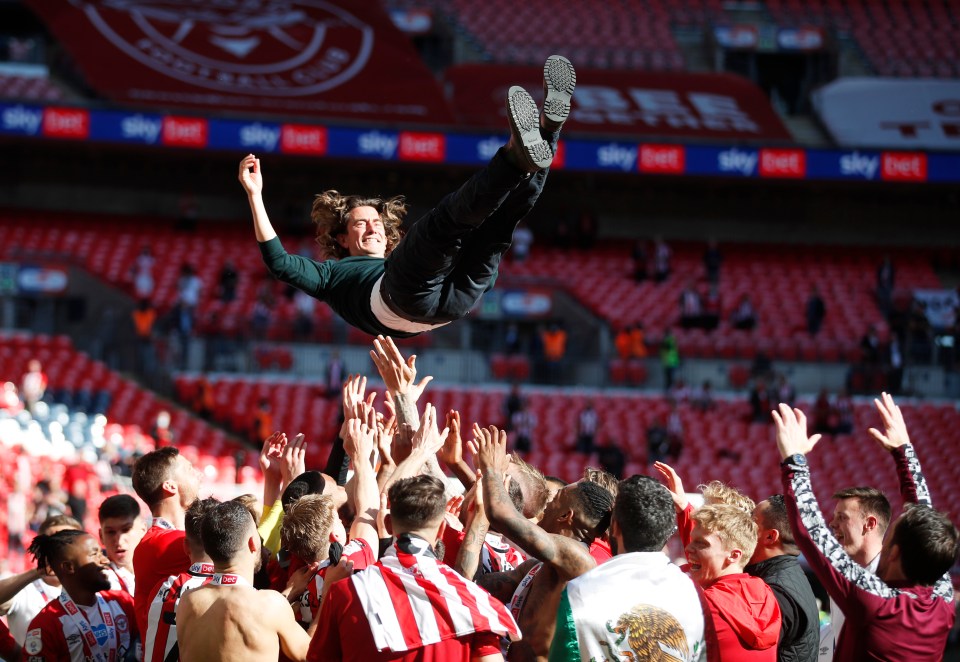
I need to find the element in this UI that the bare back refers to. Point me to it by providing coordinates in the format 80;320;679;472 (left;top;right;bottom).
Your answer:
176;584;310;662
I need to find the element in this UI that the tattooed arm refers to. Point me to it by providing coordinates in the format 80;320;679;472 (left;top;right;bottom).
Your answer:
478;560;538;607
455;472;489;580
475;425;595;581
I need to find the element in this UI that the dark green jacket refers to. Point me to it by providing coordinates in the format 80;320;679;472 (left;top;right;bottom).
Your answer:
258;237;415;338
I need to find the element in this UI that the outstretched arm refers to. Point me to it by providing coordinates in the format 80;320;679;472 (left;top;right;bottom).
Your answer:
370;335;432;443
454;471;488;580
441;410;477;488
654;461;694;548
868;392;931;506
476;426;594;581
344;414;381;552
240;154;276;243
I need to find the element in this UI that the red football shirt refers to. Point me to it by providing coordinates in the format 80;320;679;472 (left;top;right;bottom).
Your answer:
23;590;137;662
308;577;501;662
133;523;190;639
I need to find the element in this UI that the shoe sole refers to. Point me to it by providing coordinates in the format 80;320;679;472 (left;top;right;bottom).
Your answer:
507;86;553;171
543;55;576;130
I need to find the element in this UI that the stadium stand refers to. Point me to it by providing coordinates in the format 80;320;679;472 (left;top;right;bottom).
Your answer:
0;74;63;101
173;374;960;519
0;213;942;362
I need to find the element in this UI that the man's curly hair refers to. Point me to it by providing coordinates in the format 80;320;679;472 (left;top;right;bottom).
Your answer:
311;190;406;260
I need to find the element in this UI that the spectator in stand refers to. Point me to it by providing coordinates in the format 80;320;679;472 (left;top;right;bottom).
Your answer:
744;495;820;662
750;379;773;424
647;416;669;464
731;294;758;331
324;351;345;398
832;388;854;435
218;260;239;302
511;220;534;262
251;398;273;445
193;377;215;420
131;246;155;301
595;439;626;479
631;238;648;283
575;401;598;454
549;475;705;662
859;324;882;366
693;380;715;412
541;322;568;383
703;284;722;331
660;327;680;390
704;239;723;284
250;287;273;340
20;359;47;416
149;410;174;448
806;287;826;336
22;530;138;662
876;256;895;319
666;402;684;459
812;389;832;435
29;480;69;531
630;323;648;359
131;299;158;375
679;281;703;329
906;300;933;363
510;404;537;454
503;383;523;430
175;263;202;334
773;394;958;661
775;374;796;409
293;289;316;340
0;515;82;646
668;378;691;405
309;475;519;662
131;446;201;639
653;236;672;283
98;495;146;597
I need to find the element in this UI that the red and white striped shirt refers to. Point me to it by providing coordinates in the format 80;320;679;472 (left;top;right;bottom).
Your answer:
142;562;214;662
23;589;137;662
294;539;374;626
308;539;518;662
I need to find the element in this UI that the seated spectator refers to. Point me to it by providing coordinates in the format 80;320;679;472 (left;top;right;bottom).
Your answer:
693;380;715;412
549;476;705;660
653;237;671;283
806;288;826;336
218;260;239;302
731;294;758;331
647;417;669;464
773;394;959;660
750;380;773;424
702;284;722;331
775;374;796;409
679;281;703;329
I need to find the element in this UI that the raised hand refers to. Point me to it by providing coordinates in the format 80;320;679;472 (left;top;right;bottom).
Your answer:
259;431;287;480
475;425;509;474
440;410;464;466
772;403;822;461
280;433;307;485
284;560;319;601
239;154;263;196
344;418;376;462
410;403;448;456
370;335;433;400
868;391;911;451
654;461;688;512
342;375;375;422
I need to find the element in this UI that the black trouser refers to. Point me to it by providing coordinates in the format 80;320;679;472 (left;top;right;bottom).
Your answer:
383;132;556;323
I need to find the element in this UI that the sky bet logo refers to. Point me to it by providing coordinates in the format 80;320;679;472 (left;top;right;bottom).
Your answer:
839;151;879;179
121;115;162;144
597;143;637;171
239;123;280;151
357;130;398;159
717;148;757;176
2;104;42;135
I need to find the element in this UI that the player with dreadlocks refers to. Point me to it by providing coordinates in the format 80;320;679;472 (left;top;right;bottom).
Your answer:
467;425;614;661
23;529;139;662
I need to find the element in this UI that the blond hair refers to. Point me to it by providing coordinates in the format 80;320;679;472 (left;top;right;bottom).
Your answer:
311;190;406;260
582;467;619;499
699;480;755;515
281;494;335;563
510;453;549;519
692;503;758;568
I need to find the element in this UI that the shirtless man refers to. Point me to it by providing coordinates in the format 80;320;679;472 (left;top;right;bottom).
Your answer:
469;426;613;661
176;500;314;662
